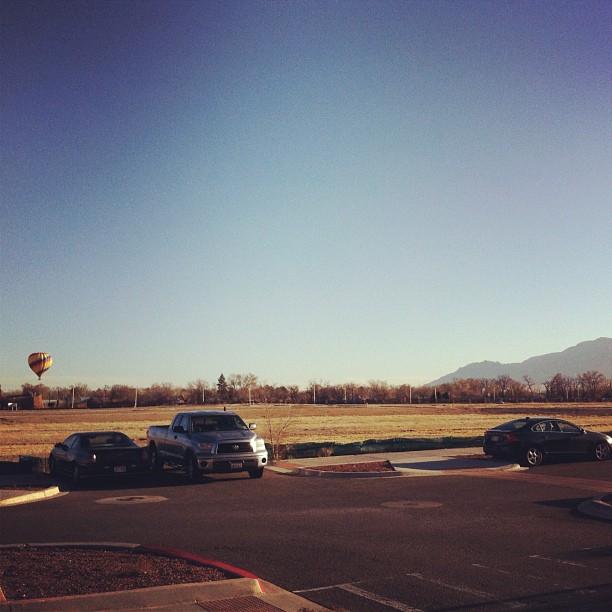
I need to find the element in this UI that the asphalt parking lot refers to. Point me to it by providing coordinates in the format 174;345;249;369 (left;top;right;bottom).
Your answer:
2;448;611;611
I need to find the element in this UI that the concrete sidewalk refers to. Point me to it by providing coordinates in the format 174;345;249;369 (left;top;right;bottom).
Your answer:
270;445;520;476
0;543;328;611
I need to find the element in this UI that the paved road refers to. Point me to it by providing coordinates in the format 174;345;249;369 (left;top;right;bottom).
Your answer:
2;455;611;611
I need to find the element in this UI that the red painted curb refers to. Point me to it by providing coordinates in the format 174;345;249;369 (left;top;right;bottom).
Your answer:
135;544;262;586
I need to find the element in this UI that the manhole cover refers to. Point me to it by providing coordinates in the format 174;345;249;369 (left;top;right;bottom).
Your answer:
381;501;442;509
96;495;168;505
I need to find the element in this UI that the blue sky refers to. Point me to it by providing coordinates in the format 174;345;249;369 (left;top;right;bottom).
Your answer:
1;0;610;391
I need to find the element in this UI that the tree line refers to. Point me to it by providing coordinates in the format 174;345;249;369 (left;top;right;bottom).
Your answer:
4;370;611;408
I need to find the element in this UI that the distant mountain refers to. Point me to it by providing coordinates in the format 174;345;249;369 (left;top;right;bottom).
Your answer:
428;338;612;386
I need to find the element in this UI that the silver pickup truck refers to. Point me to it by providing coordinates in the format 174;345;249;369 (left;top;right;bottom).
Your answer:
147;410;268;481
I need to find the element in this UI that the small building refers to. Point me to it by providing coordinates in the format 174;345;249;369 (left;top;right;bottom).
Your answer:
0;392;43;410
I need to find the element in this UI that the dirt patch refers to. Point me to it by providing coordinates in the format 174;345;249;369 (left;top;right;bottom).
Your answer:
306;460;395;472
0;546;230;601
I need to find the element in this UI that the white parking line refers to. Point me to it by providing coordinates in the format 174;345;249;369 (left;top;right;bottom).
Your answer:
338;583;423;611
471;563;557;584
529;554;589;568
295;581;423;611
406;572;494;598
406;572;526;608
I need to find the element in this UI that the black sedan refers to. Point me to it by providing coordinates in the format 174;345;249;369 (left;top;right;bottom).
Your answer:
49;431;149;483
483;417;612;467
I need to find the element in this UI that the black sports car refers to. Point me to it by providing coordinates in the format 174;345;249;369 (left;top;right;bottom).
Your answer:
49;431;149;483
483;417;612;467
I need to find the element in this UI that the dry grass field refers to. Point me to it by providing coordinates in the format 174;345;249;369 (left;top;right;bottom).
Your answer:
2;403;612;461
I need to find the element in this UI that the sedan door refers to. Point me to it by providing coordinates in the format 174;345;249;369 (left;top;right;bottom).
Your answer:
556;420;591;455
531;421;575;456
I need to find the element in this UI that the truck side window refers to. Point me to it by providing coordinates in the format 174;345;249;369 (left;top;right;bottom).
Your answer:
173;415;188;432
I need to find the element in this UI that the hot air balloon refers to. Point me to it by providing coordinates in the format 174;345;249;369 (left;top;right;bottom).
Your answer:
28;352;53;380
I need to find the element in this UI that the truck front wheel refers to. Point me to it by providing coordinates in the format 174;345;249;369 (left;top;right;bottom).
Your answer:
185;452;202;482
249;467;264;479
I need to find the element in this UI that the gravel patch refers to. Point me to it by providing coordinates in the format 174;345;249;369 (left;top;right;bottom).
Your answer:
0;546;230;601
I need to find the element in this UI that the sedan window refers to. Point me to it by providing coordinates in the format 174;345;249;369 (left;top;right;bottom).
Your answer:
532;421;561;432
496;419;528;430
557;421;581;433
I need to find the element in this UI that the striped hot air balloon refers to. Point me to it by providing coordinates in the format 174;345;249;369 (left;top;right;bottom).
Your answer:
28;352;53;380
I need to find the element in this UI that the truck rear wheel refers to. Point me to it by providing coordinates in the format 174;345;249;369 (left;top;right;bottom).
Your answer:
149;444;164;472
185;452;202;482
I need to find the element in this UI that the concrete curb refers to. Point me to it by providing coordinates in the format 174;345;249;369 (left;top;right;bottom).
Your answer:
297;466;403;478
268;454;525;478
0;486;62;507
577;494;612;522
0;543;328;611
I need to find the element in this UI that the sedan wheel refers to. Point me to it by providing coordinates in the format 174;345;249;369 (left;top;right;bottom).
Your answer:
522;447;543;467
593;442;611;462
71;463;81;484
48;456;57;476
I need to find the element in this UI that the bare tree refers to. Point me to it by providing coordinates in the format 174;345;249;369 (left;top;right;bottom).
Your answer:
263;405;295;462
578;371;605;401
523;376;535;402
187;379;208;404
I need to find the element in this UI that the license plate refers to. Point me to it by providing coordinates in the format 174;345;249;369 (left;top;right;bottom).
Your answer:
230;462;242;470
114;466;127;473
491;435;499;442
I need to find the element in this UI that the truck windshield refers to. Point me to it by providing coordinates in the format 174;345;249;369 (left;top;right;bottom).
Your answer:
191;415;248;433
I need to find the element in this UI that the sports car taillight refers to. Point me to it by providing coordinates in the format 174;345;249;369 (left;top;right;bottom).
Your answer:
504;433;519;442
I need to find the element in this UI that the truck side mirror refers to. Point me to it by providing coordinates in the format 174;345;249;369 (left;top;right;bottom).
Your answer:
249;423;257;430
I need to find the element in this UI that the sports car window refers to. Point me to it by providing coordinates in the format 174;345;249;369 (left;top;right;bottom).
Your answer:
63;434;78;448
